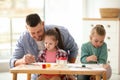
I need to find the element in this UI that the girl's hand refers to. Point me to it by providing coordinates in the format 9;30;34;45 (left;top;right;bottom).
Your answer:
86;55;97;62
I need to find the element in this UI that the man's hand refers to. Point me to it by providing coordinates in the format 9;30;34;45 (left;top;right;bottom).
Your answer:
14;54;35;67
69;57;76;63
22;54;36;64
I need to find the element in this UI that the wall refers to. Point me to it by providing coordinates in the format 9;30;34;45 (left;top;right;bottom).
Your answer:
45;0;83;63
45;0;83;48
84;0;120;18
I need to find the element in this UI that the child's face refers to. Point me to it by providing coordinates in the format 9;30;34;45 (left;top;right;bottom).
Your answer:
44;35;58;51
91;33;105;48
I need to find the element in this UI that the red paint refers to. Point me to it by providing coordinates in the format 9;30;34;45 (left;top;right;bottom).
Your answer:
42;64;46;69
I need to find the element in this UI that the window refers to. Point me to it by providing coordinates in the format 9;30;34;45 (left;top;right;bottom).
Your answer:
0;0;44;60
0;18;11;59
45;0;82;48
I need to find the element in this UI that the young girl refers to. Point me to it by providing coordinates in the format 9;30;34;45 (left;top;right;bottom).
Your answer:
37;27;68;80
78;24;112;80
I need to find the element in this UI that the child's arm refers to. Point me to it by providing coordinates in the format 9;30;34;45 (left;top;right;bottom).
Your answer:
80;44;92;63
86;55;97;62
80;43;97;63
98;43;108;64
37;50;46;62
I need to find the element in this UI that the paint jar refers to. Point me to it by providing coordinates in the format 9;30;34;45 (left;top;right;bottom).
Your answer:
46;63;51;68
56;57;67;66
42;64;46;69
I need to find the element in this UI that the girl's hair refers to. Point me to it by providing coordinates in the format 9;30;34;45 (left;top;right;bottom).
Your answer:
45;27;64;49
90;24;106;36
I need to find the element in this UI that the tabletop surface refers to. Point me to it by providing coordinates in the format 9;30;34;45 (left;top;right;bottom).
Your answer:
10;63;107;80
10;63;106;73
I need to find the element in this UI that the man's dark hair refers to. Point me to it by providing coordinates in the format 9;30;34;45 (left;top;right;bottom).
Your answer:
26;13;42;27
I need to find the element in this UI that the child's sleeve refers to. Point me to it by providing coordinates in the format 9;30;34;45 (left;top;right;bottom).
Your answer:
98;43;108;64
37;50;45;62
58;49;68;59
80;44;89;63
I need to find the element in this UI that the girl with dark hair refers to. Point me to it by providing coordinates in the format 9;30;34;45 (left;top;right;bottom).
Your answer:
37;27;68;80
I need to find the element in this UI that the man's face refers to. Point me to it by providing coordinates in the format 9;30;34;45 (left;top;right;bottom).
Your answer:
26;22;44;41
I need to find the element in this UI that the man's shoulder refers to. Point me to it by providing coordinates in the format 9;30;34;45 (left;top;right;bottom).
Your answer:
20;30;27;35
18;30;31;41
45;25;67;31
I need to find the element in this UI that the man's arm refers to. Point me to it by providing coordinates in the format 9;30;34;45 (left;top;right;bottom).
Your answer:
9;31;35;68
59;27;79;63
9;38;25;68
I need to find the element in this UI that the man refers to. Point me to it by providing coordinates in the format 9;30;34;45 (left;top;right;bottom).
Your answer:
9;13;78;80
